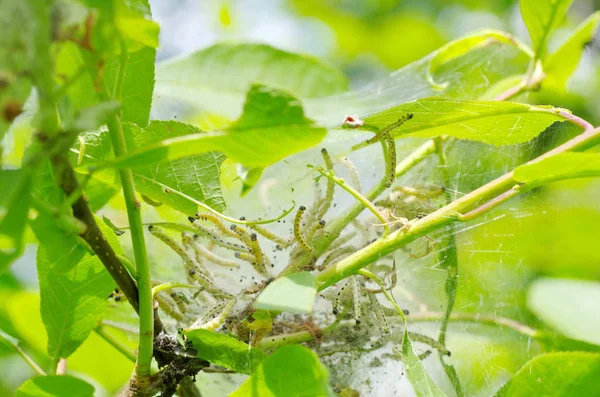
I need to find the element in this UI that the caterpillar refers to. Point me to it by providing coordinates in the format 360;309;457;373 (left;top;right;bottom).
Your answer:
189;299;236;331
188;217;251;253
155;292;184;321
195;212;239;239
332;278;351;315
368;294;390;333
384;132;397;188
148;226;201;275
244;217;290;248
170;291;191;314
315;148;335;222
319;246;356;271
293;205;312;252
187;268;233;298
185;234;239;268
351;276;362;325
304;219;326;244
364;113;413;145
337;157;362;192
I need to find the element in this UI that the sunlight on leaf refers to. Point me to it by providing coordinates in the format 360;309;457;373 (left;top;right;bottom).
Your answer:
544;12;600;91
520;0;574;59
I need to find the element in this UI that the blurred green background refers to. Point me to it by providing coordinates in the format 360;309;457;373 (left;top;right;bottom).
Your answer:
2;0;600;396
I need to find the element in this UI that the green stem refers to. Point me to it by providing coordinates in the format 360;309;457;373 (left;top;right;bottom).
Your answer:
95;326;136;363
152;281;198;296
311;166;390;237
358;269;406;323
315;124;600;290
0;332;46;376
103;39;153;376
281;139;438;275
106;114;154;377
408;311;538;338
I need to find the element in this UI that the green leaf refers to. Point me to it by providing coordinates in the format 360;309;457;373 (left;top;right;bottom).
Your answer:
356;97;565;146
495;352;600;397
230;345;335;397
155;43;348;119
402;329;447;397
37;248;117;359
255;272;317;314
544;12;600;91
427;30;532;89
76;120;227;213
514;153;600;188
105;46;156;127
527;277;600;346
184;328;267;374
0;169;33;272
29;161;89;273
105;85;327;169
16;375;94;397
520;0;574;59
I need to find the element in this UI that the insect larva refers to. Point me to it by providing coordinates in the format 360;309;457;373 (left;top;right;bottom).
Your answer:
368;294;390;333
337;157;362;192
248;223;290;247
351;276;361;325
148;226;199;273
332;278;351;315
293;206;312;252
319;246;356;270
184;234;239;268
248;233;269;276
315;149;335;221
304;219;326;244
155;292;184;321
195;212;238;239
170;291;190;313
365;113;413;145
187;217;251;253
384;132;396;188
326;231;358;252
188;268;233;298
190;299;236;331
